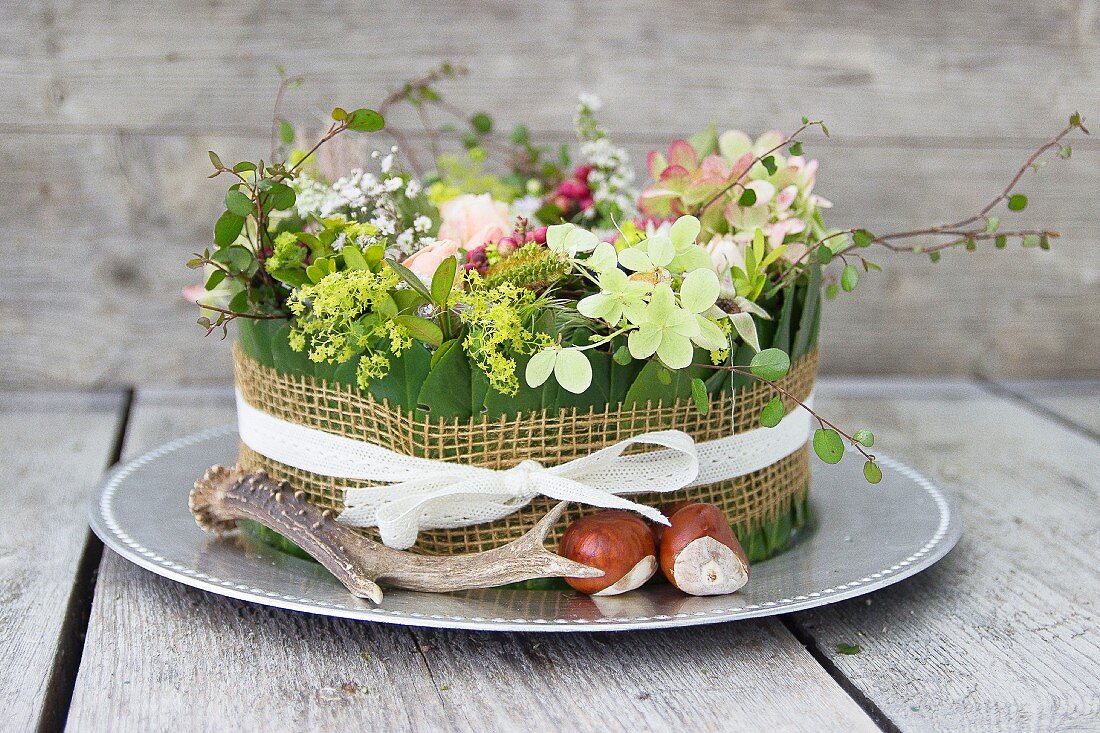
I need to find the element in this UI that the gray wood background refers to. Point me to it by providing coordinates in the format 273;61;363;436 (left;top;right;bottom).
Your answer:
2;0;1097;388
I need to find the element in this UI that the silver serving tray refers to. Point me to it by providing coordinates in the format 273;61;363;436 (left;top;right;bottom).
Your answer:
89;426;960;632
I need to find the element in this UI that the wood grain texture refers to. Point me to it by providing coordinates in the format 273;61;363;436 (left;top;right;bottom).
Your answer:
996;380;1100;436
0;391;125;732
1;0;1095;138
66;388;879;732
1;0;1097;387
788;382;1100;732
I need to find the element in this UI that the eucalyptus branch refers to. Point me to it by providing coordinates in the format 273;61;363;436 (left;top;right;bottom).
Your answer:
694;119;826;217
197;304;286;321
694;362;876;464
769;116;1089;293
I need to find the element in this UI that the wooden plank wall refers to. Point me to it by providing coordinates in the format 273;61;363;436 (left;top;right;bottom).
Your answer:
1;0;1097;387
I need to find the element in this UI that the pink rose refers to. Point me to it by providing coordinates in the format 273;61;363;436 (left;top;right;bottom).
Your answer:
402;239;461;281
437;194;511;250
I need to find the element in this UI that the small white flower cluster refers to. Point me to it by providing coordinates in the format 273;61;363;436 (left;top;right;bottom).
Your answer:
290;146;434;256
510;195;543;223
581;137;639;220
574;94;605;141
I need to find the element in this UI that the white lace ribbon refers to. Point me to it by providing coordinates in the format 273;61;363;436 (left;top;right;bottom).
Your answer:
235;389;813;549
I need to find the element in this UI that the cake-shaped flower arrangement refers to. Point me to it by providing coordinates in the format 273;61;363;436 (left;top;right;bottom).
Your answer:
187;66;1086;602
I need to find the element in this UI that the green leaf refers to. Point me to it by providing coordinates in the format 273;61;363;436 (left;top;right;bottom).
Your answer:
1059;145;1072;159
1022;234;1041;248
761;155;777;175
737;188;757;207
730;312;761;352
278;119;295;145
331;107;348;121
510;124;530;146
841;264;859;292
760;395;784;427
929;251;941;263
816;246;833;266
385;258;433;300
863;460;883;484
268;183;296;211
1070;111;1082;127
792;262;822;359
554;348;593;394
416;340;472;419
623;359;707;408
788;141;803;156
853;229;874;248
470;112;492;134
986;216;1000;233
208;150;223;169
394;315;443;347
213;210;245;246
825;282;839;299
853;429;875;447
228;289;249;313
204;269;226;290
430;256;457;306
690;377;709;415
750;348;791;381
341;245;368;271
613;345;632;365
525;349;557;388
836;643;862;655
224;189;253;217
346;108;385;132
1007;194;1028;212
211;245;252;271
813;428;845;464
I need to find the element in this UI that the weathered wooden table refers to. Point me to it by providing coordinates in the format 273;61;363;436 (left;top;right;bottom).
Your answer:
3;380;1098;732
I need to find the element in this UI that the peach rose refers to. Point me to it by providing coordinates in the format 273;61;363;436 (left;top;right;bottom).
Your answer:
402;239;461;281
437;194;511;250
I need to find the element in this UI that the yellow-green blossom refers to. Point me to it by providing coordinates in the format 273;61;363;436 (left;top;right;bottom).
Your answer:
454;282;553;395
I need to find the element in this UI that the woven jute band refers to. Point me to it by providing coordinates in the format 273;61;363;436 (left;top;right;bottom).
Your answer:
235;344;817;555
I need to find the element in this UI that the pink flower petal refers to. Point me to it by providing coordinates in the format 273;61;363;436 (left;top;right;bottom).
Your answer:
667;139;699;170
777;185;798;211
646;149;667;179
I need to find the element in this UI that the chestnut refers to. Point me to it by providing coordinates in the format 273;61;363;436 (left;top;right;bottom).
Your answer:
651;500;693;547
658;503;750;596
559;511;657;595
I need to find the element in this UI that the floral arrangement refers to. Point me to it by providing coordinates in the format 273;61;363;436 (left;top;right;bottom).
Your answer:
190;66;1086;492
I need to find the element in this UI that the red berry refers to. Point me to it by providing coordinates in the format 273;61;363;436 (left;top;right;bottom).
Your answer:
574;164;595;183
580;196;595;211
529;226;548;244
557;179;589;199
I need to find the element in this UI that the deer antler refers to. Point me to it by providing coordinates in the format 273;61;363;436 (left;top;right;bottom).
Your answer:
190;465;602;604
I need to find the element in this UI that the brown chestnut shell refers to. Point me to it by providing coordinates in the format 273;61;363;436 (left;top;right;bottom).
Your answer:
559;510;657;595
658;503;750;596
